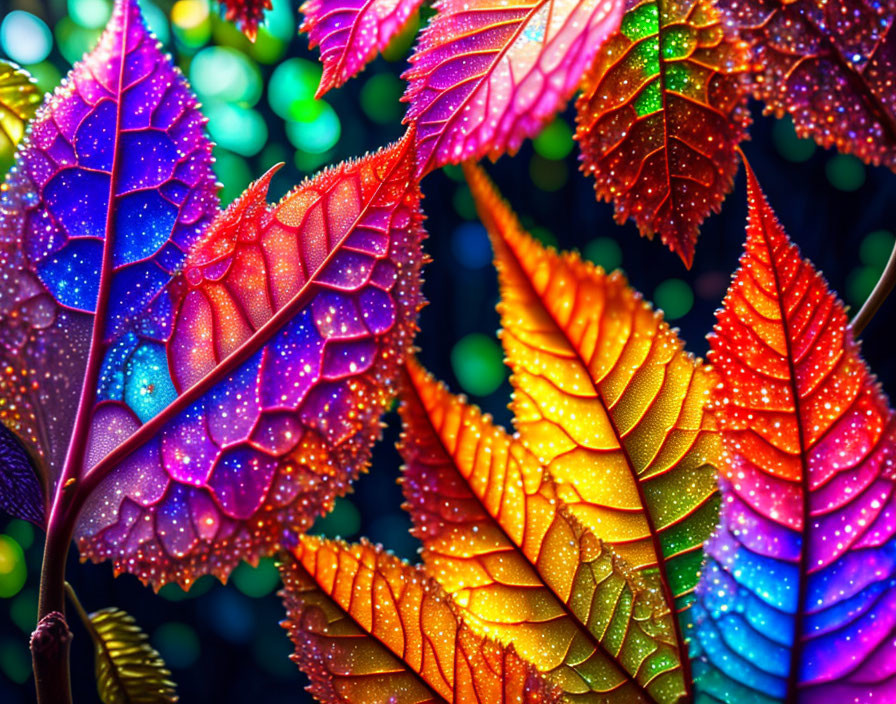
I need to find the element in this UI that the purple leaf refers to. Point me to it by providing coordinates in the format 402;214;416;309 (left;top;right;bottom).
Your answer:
0;421;45;525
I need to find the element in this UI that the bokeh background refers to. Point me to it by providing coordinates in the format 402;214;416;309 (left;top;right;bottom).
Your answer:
1;0;895;700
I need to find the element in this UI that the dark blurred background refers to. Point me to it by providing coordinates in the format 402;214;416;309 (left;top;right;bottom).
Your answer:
1;0;895;701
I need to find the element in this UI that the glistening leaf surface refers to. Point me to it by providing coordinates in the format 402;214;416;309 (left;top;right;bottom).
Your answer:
718;0;896;170
76;134;424;588
279;536;561;704
0;0;218;497
691;163;896;703
464;163;719;633
301;0;425;96
399;358;684;704
0;60;42;171
575;0;750;267
402;0;623;176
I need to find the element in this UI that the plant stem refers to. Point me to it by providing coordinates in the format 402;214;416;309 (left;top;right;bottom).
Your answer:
31;502;76;704
851;237;896;335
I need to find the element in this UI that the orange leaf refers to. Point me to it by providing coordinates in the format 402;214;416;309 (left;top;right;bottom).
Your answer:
463;162;720;671
280;535;561;704
399;358;685;704
575;0;750;267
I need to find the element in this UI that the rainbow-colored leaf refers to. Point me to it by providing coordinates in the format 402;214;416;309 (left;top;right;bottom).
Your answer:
217;0;272;40
0;0;219;506
400;358;685;703
465;163;719;638
691;162;896;703
0;60;42;173
280;535;562;704
75;133;424;588
301;0;425;97
402;0;624;176
575;0;750;267
719;0;896;171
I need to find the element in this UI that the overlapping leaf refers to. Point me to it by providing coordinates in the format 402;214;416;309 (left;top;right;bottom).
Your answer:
399;358;684;703
691;162;896;703
0;0;425;589
279;535;562;704
0;60;42;173
217;0;272;40
301;0;425;96
575;0;750;267
0;421;44;525
464;163;719;644
402;0;624;176
719;0;896;171
0;0;219;505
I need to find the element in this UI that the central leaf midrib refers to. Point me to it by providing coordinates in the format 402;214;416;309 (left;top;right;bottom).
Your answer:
404;366;659;704
497;229;692;696
77;139;410;505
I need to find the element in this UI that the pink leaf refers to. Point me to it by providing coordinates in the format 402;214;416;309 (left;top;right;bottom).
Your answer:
402;0;624;176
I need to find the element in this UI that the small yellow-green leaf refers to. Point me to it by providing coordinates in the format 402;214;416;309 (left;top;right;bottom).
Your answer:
88;607;178;704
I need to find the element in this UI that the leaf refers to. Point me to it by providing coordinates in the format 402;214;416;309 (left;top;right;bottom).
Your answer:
718;0;896;171
217;0;273;40
0;421;45;525
464;163;720;644
279;535;562;704
399;358;685;704
0;0;219;498
0;60;42;172
0;0;424;589
690;161;896;703
575;0;750;267
87;607;177;704
301;0;425;97
401;0;624;176
75;131;425;588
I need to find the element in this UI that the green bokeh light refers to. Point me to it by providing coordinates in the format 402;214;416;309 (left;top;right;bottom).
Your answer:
269;58;321;121
0;535;26;598
0;637;31;684
529;154;567;192
772;118;815;163
23;61;62;94
453;184;477;220
140;0;170;44
847;266;880;308
294;149;333;173
4;520;34;551
860;230;894;267
382;12;419;61
213;147;252;204
285;102;341;154
1;11;53;64
313;497;362;539
153;622;200;668
55;18;102;65
584;237;623;271
68;0;111;29
529;225;557;248
190;46;261;105
451;333;505;397
533;119;574;160
826;154;865;192
207;103;267;156
231;558;280;598
360;73;405;125
171;0;211;49
654;278;694;320
10;588;37;633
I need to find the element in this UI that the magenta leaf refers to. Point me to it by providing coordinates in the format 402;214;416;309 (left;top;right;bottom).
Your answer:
402;0;623;176
0;0;425;589
301;0;425;96
0;422;45;525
